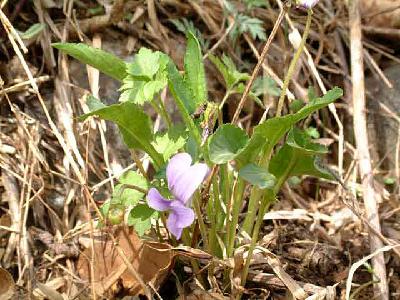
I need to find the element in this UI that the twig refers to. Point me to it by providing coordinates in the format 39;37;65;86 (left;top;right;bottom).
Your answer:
203;20;235;60
244;34;295;101
349;1;389;299
1;170;21;267
231;7;287;124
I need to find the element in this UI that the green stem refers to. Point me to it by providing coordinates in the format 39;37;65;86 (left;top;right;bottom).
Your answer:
276;9;313;117
218;90;232;111
241;187;263;234
227;179;246;257
239;152;298;296
182;230;207;288
208;176;221;256
155;95;172;128
240;7;313;252
221;164;231;236
130;150;147;179
238;191;274;291
193;192;209;250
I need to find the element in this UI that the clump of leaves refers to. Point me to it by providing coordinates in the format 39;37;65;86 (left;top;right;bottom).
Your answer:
224;0;267;41
53;33;342;252
171;18;209;51
242;0;268;9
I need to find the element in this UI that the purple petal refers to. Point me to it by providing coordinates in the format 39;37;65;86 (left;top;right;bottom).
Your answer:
170;201;195;227
171;163;209;204
167;153;192;192
166;201;195;239
147;188;171;211
166;213;183;240
297;0;319;8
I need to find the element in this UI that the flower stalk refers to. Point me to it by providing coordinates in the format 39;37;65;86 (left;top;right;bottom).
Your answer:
276;9;313;117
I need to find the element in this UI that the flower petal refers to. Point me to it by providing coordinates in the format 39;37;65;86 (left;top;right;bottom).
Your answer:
147;188;171;211
167;153;192;192
166;201;195;239
297;0;319;8
171;163;209;204
166;213;183;240
170;201;195;228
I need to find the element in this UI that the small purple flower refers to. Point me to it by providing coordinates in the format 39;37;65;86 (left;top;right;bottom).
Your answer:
296;0;319;8
147;153;209;239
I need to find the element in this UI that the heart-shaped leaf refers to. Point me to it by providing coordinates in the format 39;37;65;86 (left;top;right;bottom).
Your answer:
236;87;343;166
239;163;276;189
208;124;249;164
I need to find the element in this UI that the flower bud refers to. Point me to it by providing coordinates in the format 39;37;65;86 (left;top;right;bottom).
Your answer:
296;0;319;8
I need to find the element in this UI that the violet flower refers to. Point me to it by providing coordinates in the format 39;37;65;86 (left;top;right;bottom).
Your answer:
296;0;319;8
147;153;209;239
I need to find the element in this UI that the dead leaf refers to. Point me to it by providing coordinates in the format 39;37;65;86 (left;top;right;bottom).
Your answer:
76;226;173;297
173;246;213;260
0;267;15;300
361;0;400;28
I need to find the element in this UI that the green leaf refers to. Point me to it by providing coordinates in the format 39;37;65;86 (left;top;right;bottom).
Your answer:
86;95;106;111
152;125;188;160
287;128;327;155
269;144;334;181
127;48;161;80
79;101;164;167
119;78;147;103
119;77;166;104
208;124;249;164
209;54;249;89
244;0;268;9
305;126;320;139
171;18;209;50
52;43;126;81
184;32;207;106
19;23;45;39
308;86;317;101
167;61;197;114
239;163;276;189
252;76;281;97
167;61;202;146
236;87;343;166
127;204;158;236
384;177;396;185
120;49;168;104
144;80;166;100
289;99;305;113
269;128;333;183
114;170;148;206
231;14;266;41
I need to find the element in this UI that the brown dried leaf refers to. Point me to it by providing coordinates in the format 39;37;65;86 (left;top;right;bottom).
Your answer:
0;267;15;300
76;226;173;297
173;246;213;260
361;0;400;28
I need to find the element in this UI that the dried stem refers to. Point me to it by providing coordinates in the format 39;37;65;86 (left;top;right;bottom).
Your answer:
231;7;286;124
349;1;388;299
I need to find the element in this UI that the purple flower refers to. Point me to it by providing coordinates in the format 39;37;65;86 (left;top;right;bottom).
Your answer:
296;0;319;8
147;153;209;239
